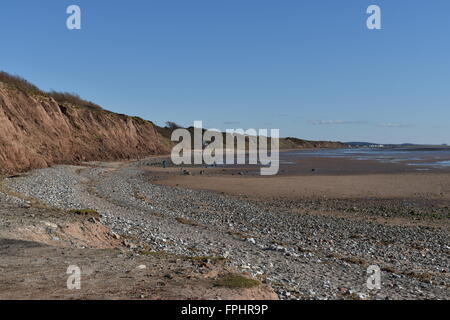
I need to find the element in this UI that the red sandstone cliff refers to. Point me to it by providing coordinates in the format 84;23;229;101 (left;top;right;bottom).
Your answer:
0;82;171;174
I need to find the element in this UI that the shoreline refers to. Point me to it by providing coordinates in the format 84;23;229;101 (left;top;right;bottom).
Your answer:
148;151;450;201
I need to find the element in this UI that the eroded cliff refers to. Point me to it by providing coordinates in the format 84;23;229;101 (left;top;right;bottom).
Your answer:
0;82;171;174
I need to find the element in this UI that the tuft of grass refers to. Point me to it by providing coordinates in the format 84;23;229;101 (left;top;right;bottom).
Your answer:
381;266;397;274
214;274;260;289
133;189;159;209
187;255;226;262
341;256;369;267
92;134;103;141
0;179;49;209
326;253;371;268
176;217;202;227
381;266;435;284
405;271;433;283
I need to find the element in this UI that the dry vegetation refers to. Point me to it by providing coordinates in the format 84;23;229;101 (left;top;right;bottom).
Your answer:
47;91;102;110
0;71;41;94
0;71;101;110
214;274;261;289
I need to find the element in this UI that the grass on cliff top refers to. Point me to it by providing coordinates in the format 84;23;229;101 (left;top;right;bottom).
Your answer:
0;71;102;110
214;274;260;289
47;91;102;110
0;71;41;95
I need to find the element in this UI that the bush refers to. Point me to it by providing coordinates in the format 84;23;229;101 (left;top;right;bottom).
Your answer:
47;91;102;110
165;121;182;130
0;70;102;110
0;71;42;95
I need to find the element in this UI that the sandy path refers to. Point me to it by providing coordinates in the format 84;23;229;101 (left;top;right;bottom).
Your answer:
0;239;276;300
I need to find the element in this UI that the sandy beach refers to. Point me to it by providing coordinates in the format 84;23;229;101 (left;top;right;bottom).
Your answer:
152;153;450;201
0;155;448;300
155;172;450;200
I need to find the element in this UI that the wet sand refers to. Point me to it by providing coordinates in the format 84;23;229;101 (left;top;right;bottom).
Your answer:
154;172;450;200
151;155;450;200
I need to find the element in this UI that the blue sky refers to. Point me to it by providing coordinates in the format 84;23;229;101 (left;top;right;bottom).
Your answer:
0;0;449;144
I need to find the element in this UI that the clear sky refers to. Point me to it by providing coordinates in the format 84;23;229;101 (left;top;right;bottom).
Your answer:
1;0;449;144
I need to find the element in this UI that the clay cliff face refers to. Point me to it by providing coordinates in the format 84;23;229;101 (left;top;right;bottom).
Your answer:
280;137;346;150
0;83;171;174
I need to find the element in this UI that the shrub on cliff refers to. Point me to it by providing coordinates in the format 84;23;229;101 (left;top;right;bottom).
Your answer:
47;91;102;110
0;71;101;110
0;71;42;95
